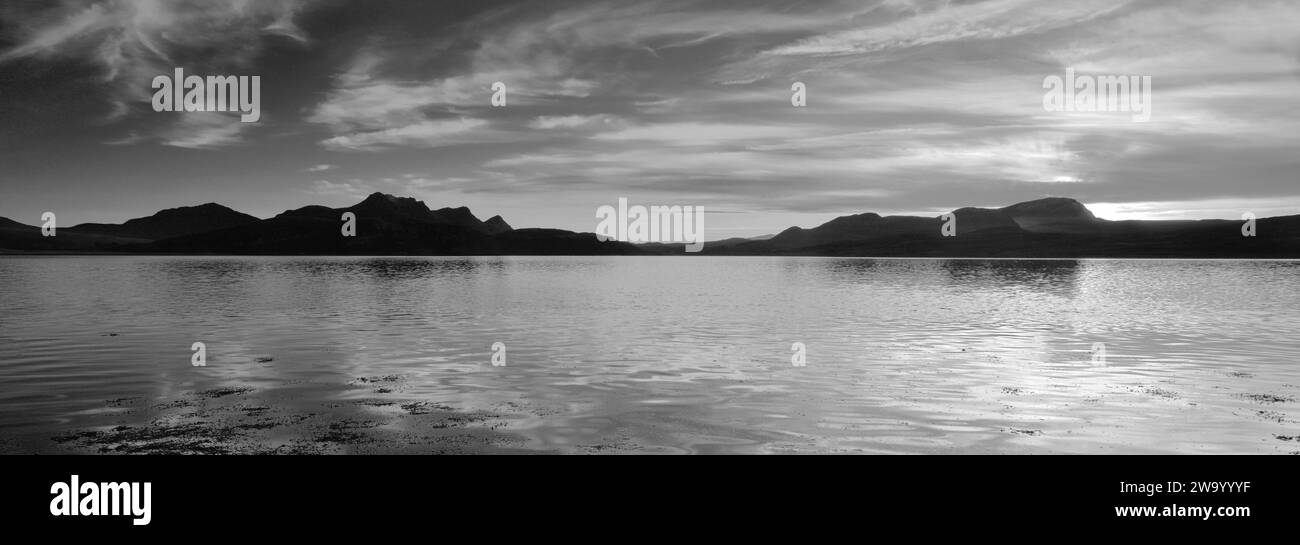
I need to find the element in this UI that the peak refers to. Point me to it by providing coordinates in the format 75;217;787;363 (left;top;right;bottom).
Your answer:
1016;197;1082;205
361;192;399;202
125;203;254;225
353;193;430;212
949;206;1015;219
359;192;420;205
153;203;235;215
820;212;881;226
1000;197;1095;220
1004;197;1084;207
483;215;513;234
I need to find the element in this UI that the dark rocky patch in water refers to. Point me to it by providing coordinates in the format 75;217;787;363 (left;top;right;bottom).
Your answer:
349;375;404;385
199;386;254;399
1144;387;1180;400
1241;393;1295;404
46;381;536;455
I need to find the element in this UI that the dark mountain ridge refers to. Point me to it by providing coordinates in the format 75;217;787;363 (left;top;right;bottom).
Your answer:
67;203;260;240
149;192;634;255
708;197;1300;258
2;195;1296;257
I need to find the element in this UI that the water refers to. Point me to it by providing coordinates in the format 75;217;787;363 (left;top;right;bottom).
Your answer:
1;256;1298;454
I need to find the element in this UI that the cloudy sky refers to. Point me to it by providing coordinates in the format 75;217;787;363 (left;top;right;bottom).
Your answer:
1;0;1297;238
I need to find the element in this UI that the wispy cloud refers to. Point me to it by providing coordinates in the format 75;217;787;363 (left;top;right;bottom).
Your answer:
761;0;1132;57
307;179;371;201
3;0;1299;232
0;0;313;143
528;115;622;130
159;112;252;149
315;117;524;152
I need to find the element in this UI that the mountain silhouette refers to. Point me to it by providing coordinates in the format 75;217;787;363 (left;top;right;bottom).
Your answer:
706;197;1300;258
1;195;1296;257
483;215;513;235
0;203;261;252
0;217;32;230
67;203;260;240
146;192;631;255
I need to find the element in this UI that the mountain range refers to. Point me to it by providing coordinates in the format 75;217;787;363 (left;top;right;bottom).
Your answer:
706;197;1300;258
1;194;1297;258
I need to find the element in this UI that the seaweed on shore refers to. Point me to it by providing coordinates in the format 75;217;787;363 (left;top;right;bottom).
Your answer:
50;381;534;454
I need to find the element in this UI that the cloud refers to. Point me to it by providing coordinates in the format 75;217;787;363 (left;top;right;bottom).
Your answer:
302;0;862;151
103;132;144;146
528;114;621;130
305;71;484;131
316;117;521;152
305;26;607;151
590;122;799;146
0;0;314;138
5;0;1300;228
158;112;251;149
762;0;1132;57
306;164;335;172
307;179;371;201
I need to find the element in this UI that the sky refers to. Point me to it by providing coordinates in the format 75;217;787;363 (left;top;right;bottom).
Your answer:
1;0;1298;239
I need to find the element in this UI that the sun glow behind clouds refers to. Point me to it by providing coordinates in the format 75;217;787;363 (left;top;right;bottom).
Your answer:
1089;199;1300;221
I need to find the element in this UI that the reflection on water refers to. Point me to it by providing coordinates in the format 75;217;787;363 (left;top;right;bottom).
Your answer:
1;256;1298;454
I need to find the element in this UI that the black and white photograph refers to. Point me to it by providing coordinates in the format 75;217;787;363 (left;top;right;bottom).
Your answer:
1;0;1297;531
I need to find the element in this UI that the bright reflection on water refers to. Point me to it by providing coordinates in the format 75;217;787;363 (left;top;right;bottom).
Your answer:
1;256;1298;453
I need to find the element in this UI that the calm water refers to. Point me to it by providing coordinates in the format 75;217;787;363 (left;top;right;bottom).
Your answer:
1;256;1298;454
